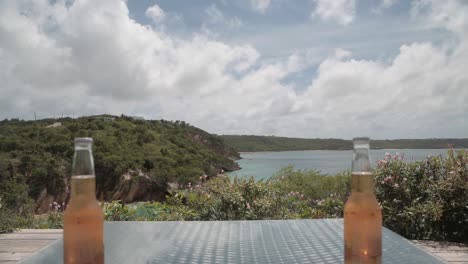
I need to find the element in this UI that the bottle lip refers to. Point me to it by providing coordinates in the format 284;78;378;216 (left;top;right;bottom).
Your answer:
74;137;93;144
353;137;370;144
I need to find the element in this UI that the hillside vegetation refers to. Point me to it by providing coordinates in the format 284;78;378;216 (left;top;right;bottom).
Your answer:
0;115;239;216
31;150;468;243
220;135;468;152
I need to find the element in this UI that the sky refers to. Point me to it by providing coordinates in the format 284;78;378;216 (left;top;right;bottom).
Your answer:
0;0;467;139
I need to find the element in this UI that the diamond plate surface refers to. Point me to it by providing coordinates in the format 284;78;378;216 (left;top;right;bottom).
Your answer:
20;219;443;264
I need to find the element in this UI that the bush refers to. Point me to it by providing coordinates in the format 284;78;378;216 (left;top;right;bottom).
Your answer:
271;166;351;201
173;176;313;220
0;159;34;233
32;171;352;228
20;149;468;244
375;150;468;242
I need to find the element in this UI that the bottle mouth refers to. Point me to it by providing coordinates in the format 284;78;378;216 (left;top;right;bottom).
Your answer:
353;137;370;145
74;137;93;144
74;138;93;149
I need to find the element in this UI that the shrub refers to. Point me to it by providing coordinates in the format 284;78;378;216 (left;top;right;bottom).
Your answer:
375;150;468;242
0;159;34;233
271;166;351;201
18;150;468;244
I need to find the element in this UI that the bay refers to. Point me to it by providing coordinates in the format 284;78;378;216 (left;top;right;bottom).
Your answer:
227;149;452;180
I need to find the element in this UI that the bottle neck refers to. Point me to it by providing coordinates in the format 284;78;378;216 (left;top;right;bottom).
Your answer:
351;172;375;194
70;175;96;198
72;148;95;176
352;147;371;172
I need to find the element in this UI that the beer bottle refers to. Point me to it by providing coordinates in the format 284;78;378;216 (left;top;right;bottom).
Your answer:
344;137;382;263
64;138;104;264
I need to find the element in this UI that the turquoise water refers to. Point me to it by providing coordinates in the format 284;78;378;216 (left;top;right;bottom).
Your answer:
227;149;451;180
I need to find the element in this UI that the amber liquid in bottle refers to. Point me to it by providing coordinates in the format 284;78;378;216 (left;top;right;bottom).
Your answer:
64;176;104;264
64;138;103;264
344;138;382;264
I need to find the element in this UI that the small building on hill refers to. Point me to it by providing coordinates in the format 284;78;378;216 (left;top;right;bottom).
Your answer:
46;122;62;128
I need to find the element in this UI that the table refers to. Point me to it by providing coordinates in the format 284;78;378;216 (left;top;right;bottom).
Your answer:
19;219;443;263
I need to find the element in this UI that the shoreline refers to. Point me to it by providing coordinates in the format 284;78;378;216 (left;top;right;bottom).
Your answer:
238;148;460;155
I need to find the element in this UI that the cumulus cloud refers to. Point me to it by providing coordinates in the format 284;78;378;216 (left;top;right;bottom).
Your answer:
0;0;467;138
298;1;468;138
312;0;356;25
250;0;271;14
146;4;165;23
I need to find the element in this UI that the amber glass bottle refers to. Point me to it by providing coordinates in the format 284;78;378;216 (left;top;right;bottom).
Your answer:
344;137;382;264
64;138;104;264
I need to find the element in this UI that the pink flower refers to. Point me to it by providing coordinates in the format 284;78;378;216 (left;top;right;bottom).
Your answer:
378;159;388;167
246;203;251;210
394;183;399;188
385;152;392;160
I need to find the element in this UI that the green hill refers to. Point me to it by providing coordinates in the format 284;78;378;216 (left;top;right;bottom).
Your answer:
0;115;239;212
220;135;468;152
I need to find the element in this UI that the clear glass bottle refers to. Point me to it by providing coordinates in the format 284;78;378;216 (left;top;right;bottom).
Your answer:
64;138;104;264
344;137;382;264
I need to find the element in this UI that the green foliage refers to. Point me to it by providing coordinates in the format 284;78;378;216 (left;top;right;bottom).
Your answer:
0;155;34;233
171;177;305;220
271;166;351;201
33;202;65;229
221;135;352;152
4;129;466;245
94;151;466;243
375;150;468;243
220;135;468;152
0;116;239;203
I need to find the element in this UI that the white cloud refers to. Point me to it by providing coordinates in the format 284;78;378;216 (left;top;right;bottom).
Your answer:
204;4;243;29
312;0;356;25
250;0;271;14
412;0;468;37
146;4;165;23
372;0;399;14
0;0;466;138
296;0;468;138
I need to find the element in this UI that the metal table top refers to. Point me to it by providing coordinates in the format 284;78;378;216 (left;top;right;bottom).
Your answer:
20;219;443;263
